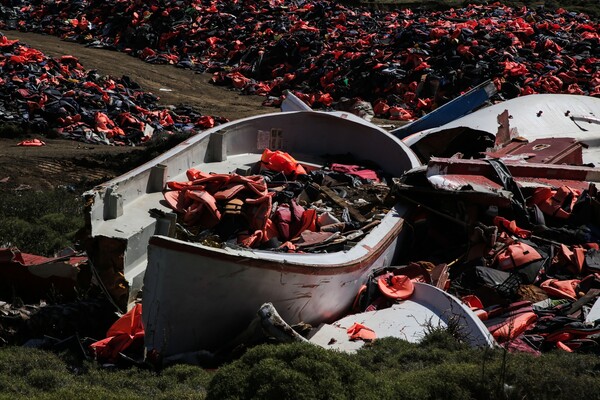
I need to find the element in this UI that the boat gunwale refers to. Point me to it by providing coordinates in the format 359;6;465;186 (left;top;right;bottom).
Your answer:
87;110;421;194
148;213;405;276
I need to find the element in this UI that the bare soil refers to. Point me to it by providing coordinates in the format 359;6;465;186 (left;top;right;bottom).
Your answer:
0;31;274;191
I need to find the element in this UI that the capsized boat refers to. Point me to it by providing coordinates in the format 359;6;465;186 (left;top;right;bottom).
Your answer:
84;105;420;358
395;94;600;221
391;80;497;139
307;282;495;353
210;285;495;358
403;94;600;164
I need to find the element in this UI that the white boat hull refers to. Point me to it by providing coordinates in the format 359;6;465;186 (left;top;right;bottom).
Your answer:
143;204;408;355
308;282;495;352
404;94;600;164
85;110;420;310
84;107;421;358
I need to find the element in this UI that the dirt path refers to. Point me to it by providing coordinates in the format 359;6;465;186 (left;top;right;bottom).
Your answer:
0;31;272;191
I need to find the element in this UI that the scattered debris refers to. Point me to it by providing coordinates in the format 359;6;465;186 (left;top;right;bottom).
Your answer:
17;139;45;146
2;2;600;367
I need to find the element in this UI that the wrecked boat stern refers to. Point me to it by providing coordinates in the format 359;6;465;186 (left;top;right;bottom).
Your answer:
83;162;177;311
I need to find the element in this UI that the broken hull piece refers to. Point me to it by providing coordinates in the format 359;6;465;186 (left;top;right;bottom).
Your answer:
84;109;420;358
308;282;496;353
391;79;497;139
404;94;600;164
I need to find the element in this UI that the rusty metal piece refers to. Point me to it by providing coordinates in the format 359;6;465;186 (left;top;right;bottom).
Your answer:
486;137;585;165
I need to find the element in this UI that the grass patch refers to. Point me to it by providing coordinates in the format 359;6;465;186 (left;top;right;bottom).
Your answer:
208;332;600;400
207;342;380;400
0;346;212;400
1;331;600;399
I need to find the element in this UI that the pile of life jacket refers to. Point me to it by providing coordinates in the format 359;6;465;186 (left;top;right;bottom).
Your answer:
0;33;226;145
450;208;600;354
163;149;389;253
2;1;598;119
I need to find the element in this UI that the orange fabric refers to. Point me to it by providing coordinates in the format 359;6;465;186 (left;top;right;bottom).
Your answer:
293;208;317;239
17;139;45;147
89;304;144;362
214;184;246;201
186;168;212;181
540;278;580;301
389;106;413;121
238;230;263;248
548;332;573;343
495;242;542;271
184;190;221;227
245;194;273;233
163;190;189;213
373;101;390;116
558;244;586;274
462;294;484;310
493;216;531;239
263;218;279;242
164;172;272;244
491;312;537;342
463;293;488;320
95;112;125;138
474;309;489;321
556;341;573;352
347;322;377;342
261;149;307;176
533;186;580;219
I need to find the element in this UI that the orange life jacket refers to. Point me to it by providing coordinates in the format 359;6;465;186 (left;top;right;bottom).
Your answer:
261;148;307;176
495;242;542;271
532;185;580;219
491;312;537;342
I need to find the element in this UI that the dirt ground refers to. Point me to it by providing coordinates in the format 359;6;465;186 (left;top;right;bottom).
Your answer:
0;31;276;191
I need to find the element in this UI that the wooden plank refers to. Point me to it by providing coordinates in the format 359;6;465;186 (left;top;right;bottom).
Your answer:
319;185;367;223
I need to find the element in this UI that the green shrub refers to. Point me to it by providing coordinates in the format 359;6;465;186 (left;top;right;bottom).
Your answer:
0;347;71;396
0;347;211;399
80;362;208;399
161;363;213;391
501;351;600;399
0;189;83;256
3;337;600;400
391;363;487;400
207;342;381;400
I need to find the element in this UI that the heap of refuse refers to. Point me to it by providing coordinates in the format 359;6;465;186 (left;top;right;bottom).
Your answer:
90;142;600;361
1;1;598;119
390;175;600;354
162;149;391;253
0;34;225;145
0;247;117;346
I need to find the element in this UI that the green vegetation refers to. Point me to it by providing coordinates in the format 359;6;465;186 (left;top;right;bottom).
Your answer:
0;188;84;256
0;346;213;400
0;130;195;257
1;332;599;400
